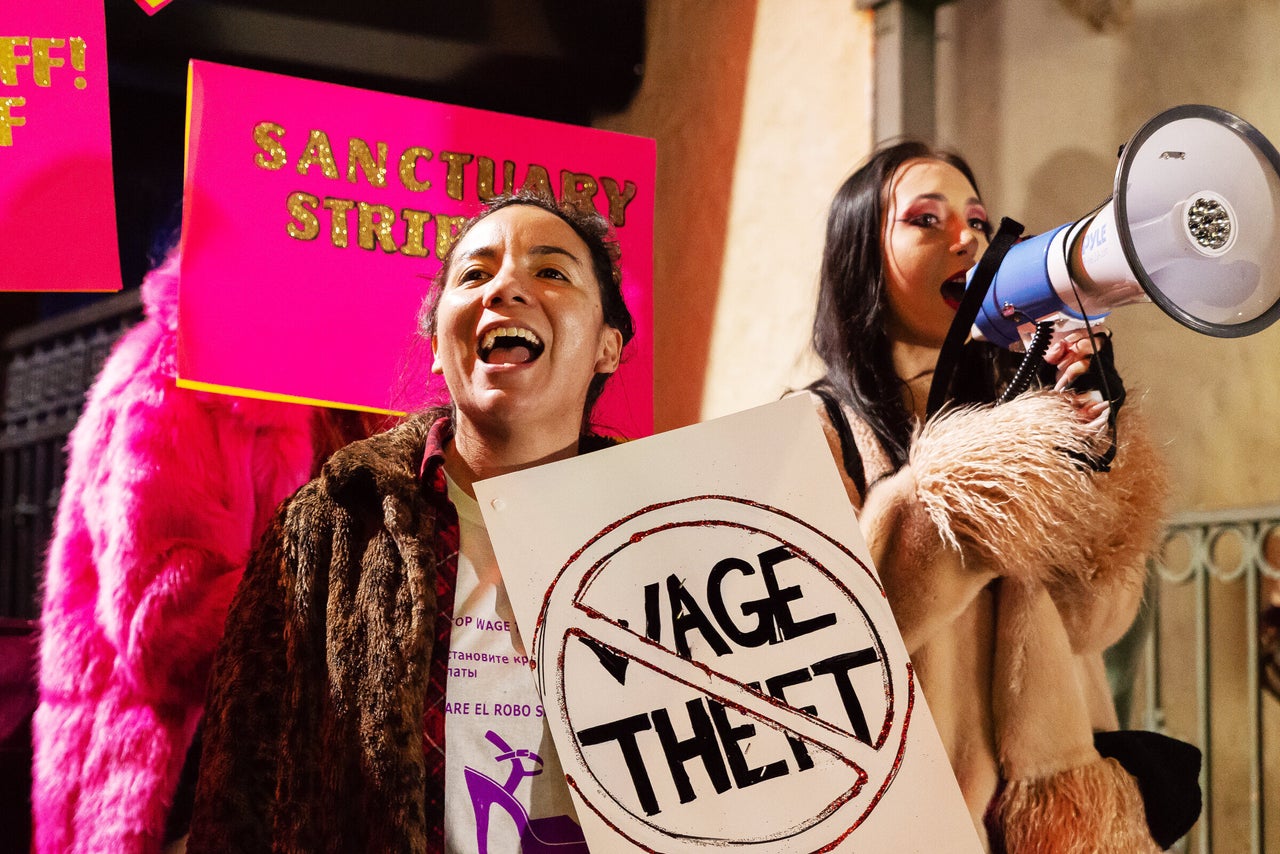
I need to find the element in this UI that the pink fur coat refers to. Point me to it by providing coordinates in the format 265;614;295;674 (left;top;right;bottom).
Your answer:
32;252;317;853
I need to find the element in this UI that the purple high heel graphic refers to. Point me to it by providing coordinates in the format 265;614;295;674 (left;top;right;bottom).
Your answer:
465;729;589;853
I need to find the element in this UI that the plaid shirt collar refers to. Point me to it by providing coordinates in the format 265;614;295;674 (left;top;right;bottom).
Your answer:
418;415;454;500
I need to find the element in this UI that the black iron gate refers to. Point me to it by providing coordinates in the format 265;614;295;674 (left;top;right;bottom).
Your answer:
0;291;143;619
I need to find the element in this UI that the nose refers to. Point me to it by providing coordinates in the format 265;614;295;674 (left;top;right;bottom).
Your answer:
482;266;531;307
952;225;978;257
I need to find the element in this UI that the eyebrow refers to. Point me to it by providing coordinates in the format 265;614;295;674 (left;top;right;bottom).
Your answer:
910;192;985;208
456;246;498;264
529;244;580;263
454;244;581;264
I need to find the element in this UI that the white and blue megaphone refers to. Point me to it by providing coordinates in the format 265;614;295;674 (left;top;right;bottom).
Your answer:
971;104;1280;350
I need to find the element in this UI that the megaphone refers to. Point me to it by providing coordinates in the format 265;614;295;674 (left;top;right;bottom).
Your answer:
971;104;1280;349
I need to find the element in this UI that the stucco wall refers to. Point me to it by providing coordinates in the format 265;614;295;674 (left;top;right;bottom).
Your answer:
606;0;1279;504
698;0;875;420
600;0;875;428
595;0;759;431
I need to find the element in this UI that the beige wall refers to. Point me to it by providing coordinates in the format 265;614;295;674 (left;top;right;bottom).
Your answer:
699;0;874;419
596;0;759;432
600;0;874;429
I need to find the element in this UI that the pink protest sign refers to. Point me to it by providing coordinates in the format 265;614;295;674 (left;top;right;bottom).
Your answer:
134;0;177;15
179;60;655;437
0;3;120;292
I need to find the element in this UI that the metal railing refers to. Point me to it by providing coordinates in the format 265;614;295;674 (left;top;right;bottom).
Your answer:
0;290;143;619
1141;506;1280;854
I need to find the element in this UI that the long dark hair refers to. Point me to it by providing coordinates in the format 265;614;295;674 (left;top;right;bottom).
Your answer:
420;191;635;435
810;140;1012;470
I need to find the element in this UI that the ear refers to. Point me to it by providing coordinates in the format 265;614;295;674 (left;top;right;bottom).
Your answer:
430;335;444;376
594;326;624;374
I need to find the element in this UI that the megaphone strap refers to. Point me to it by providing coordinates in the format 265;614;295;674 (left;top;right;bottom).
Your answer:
926;217;1026;419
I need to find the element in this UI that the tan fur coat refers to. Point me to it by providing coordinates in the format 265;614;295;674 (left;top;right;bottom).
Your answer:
816;391;1168;853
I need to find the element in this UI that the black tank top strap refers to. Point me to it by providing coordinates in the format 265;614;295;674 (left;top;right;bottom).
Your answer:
807;381;867;501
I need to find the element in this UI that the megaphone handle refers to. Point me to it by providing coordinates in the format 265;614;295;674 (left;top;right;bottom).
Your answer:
926;216;1026;419
1071;329;1125;472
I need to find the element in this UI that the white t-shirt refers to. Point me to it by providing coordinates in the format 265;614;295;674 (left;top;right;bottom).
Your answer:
443;475;586;853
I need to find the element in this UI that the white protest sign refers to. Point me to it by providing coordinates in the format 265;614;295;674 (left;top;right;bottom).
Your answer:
474;395;982;852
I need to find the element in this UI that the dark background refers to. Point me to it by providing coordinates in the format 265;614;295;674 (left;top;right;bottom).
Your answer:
2;0;647;336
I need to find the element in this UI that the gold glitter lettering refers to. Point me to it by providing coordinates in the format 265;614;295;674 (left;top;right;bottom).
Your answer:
0;38;30;86
70;37;86;90
297;129;339;179
0;97;25;146
560;171;598;215
347;138;388;188
601;177;638;228
253;122;288;170
440;151;474;201
400;209;433;258
358;202;398;252
477;157;515;201
324;198;355;247
29;38;64;87
435;214;468;259
398;147;433;191
520;164;554;201
286;192;321;240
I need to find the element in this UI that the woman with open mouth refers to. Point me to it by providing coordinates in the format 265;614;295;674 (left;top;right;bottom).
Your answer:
186;191;633;854
802;141;1191;852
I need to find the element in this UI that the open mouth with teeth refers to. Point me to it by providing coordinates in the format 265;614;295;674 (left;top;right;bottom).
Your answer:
940;272;968;311
478;326;545;364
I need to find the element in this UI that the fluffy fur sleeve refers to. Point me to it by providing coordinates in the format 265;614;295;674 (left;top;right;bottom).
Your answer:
1045;403;1169;653
40;251;314;709
857;391;1168;653
910;391;1165;586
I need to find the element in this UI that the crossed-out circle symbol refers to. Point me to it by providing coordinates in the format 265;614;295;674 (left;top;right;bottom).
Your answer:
532;496;914;852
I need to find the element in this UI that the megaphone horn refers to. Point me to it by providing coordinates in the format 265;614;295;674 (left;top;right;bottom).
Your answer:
971;104;1280;350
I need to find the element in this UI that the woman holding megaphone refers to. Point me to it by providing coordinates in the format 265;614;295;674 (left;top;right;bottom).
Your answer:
804;141;1196;852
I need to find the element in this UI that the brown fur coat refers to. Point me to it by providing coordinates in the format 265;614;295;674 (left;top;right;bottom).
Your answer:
817;391;1169;853
187;413;449;854
187;414;618;853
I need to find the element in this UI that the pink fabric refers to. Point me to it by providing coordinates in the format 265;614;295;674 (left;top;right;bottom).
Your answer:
32;251;317;853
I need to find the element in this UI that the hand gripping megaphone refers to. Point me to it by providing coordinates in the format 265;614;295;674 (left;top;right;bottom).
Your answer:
970;104;1280;350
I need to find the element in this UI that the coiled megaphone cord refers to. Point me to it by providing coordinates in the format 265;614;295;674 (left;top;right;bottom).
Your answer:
997;320;1055;404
